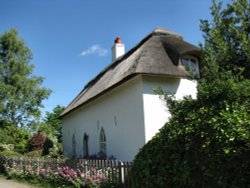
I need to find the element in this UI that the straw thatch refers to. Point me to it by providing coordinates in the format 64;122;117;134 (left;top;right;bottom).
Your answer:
60;28;200;118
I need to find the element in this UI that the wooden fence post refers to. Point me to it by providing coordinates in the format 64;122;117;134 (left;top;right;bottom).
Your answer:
118;160;125;187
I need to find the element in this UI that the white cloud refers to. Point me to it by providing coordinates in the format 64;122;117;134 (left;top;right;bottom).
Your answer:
80;44;108;56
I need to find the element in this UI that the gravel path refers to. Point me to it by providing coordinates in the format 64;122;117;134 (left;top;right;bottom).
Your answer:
0;178;38;188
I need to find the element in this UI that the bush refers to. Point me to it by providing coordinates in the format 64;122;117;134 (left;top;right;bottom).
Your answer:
0;125;31;153
132;100;250;187
132;0;250;187
0;144;14;151
42;137;54;156
0;150;22;157
28;131;45;151
24;150;43;157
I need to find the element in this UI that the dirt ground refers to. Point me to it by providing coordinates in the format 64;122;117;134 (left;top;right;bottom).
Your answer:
0;178;38;188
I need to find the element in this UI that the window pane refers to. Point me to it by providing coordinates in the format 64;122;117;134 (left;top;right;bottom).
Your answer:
181;56;199;76
181;58;189;66
99;128;106;155
83;133;89;156
190;58;196;63
190;62;197;70
72;134;76;158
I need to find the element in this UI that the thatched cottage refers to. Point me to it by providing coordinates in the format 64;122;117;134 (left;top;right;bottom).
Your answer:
60;28;200;161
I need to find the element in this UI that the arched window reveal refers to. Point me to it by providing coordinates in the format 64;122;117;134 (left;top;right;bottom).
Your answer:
99;127;106;156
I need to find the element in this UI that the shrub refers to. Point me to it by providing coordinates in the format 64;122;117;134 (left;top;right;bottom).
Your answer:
24;150;43;157
0;150;22;157
0;125;31;153
132;100;250;187
0;144;14;151
132;0;250;187
28;131;45;151
42;137;54;156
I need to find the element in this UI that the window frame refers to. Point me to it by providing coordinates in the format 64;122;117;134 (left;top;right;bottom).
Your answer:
72;133;76;158
99;127;106;155
83;133;89;157
180;55;199;76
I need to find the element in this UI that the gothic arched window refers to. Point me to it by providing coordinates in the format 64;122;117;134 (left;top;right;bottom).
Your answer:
99;127;106;155
72;133;76;158
83;133;89;157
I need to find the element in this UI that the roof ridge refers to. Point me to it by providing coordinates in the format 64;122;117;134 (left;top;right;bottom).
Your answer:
60;28;199;118
61;31;154;113
79;31;153;91
152;27;183;39
72;28;182;96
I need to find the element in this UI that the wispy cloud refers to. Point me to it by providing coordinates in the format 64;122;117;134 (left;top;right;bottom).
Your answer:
80;44;108;56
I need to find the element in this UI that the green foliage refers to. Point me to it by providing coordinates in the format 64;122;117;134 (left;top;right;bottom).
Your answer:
132;99;250;187
132;0;250;187
100;180;119;188
42;137;54;156
0;150;22;157
0;106;64;157
42;105;65;143
38;105;65;157
199;0;250;106
43;135;62;158
200;0;250;80
0;144;14;151
24;149;43;157
0;29;51;127
0;125;31;153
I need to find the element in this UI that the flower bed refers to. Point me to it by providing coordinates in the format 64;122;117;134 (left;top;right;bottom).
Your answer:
0;156;119;188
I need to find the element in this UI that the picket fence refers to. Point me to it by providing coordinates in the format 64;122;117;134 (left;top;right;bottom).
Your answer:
0;156;133;188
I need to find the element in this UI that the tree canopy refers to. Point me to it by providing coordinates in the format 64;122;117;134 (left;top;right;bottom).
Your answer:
132;0;250;187
41;105;65;143
0;29;51;127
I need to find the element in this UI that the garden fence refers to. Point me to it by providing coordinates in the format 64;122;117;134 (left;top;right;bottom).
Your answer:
0;156;133;188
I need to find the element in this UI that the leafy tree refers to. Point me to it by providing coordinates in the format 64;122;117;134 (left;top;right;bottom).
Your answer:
198;0;250;105
132;0;250;187
0;29;51;127
34;105;65;157
42;105;65;143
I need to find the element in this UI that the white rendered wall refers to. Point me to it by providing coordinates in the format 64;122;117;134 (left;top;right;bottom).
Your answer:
62;76;145;161
62;75;197;161
142;75;197;142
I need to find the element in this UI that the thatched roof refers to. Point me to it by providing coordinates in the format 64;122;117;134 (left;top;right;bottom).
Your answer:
60;28;200;118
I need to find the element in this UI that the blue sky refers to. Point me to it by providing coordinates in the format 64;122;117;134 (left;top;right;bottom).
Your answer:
0;0;231;114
